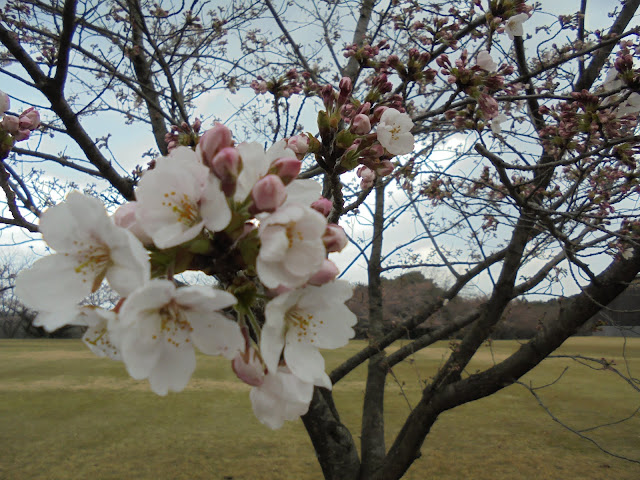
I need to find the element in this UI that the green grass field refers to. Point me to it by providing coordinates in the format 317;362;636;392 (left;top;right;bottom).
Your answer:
1;337;639;480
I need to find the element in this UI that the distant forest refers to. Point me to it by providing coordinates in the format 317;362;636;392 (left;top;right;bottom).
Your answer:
346;272;640;340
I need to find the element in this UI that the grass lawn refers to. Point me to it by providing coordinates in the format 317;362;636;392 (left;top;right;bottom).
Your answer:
1;337;639;480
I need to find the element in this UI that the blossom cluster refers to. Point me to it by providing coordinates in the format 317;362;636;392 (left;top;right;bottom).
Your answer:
0;89;41;160
13;114;411;429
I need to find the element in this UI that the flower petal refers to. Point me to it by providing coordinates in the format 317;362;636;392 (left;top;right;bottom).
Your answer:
148;343;196;395
189;313;243;359
283;338;331;389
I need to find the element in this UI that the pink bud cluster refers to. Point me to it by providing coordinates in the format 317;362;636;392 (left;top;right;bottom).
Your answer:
165;118;202;151
1;106;41;142
250;69;307;99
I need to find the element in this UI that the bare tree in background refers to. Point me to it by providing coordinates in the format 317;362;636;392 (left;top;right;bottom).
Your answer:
2;1;640;478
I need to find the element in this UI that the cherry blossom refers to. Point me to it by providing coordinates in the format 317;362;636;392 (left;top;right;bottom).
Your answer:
15;191;150;314
490;113;509;134
80;308;122;360
135;147;231;249
118;279;243;395
256;203;327;289
250;366;314;429
476;50;497;72
0;90;9;114
505;13;529;40
376;108;415;155
234;142;272;203
260;280;356;389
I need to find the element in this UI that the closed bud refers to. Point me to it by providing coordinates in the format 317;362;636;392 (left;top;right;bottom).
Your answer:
311;197;333;217
323;224;349;253
375;160;394;176
251;174;287;213
308;259;340;286
198;123;233;166
270;157;301;184
351;114;372;134
211;147;241;180
339;77;352;95
19;107;40;130
286;134;309;158
372;106;388;123
232;349;265;387
2;114;19;135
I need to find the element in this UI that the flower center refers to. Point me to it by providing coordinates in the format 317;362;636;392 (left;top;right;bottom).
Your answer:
285;223;304;248
390;125;402;140
162;191;201;227
72;240;112;282
158;302;193;348
285;306;318;343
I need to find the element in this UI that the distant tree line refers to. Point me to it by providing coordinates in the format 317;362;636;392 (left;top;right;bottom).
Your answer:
347;272;640;340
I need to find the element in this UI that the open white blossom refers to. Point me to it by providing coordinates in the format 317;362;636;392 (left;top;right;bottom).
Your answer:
250;366;314;429
118;279;243;396
0;90;9;114
602;69;640;118
260;280;356;389
505;13;529;40
476;50;497;72
81;308;122;360
377;108;415;155
135;147;231;249
283;179;322;207
257;203;327;289
15;192;150;315
490;113;509;134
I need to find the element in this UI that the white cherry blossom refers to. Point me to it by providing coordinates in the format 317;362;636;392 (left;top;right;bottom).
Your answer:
376;108;415;155
234;142;272;203
81;308;122;360
118;279;243;396
490;113;509;134
476;50;497;72
283;179;322;207
505;13;529;40
135;147;231;249
257;203;327;289
250;366;314;429
15;191;150;314
260;280;356;389
0;90;9;114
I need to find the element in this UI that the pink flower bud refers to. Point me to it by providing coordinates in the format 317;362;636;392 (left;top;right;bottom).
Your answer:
308;259;339;286
372;106;388;123
113;202;154;245
2;114;19;135
232;349;265;387
270;156;301;184
251;79;268;94
198;123;233;166
18;107;40;130
357;165;376;190
251;174;287;213
323;224;348;253
211;147;241;181
477;93;499;119
351;114;372;134
13;129;30;142
311;197;333;217
339;77;352;95
375;160;394;176
286;135;309;158
0;90;9;113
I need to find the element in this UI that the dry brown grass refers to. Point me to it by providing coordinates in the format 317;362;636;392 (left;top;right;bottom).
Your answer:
1;338;639;480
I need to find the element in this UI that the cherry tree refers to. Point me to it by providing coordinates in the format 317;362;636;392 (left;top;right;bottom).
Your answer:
1;0;640;478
